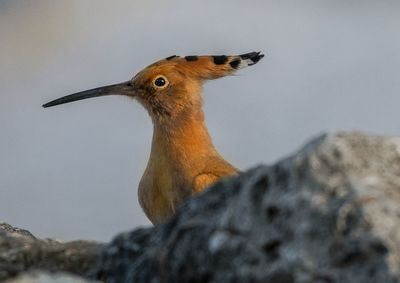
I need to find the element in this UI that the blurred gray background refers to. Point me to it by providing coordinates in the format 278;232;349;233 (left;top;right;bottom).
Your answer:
1;0;399;242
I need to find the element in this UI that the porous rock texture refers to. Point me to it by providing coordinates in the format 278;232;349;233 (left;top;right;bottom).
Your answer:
96;132;400;283
2;132;400;283
0;223;103;282
3;272;97;283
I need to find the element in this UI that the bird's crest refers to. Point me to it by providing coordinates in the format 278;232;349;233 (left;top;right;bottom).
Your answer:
151;51;264;80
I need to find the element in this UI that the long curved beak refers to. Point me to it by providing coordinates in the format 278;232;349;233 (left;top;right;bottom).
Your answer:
42;81;134;108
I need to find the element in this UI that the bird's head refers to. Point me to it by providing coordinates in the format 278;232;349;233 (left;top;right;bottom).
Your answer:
43;52;264;123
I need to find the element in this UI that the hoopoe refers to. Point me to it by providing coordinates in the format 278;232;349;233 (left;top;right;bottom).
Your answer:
43;52;264;224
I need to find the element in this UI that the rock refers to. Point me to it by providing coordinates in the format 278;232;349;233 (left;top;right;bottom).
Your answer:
3;271;97;283
0;223;104;282
96;132;400;283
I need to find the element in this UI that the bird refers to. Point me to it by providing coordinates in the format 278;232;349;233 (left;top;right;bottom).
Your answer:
43;51;264;224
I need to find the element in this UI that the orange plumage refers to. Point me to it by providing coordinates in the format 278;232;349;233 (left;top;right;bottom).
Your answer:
43;52;264;224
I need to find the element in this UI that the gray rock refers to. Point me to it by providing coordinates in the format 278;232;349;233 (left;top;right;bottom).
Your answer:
0;223;104;282
96;132;400;283
3;271;97;283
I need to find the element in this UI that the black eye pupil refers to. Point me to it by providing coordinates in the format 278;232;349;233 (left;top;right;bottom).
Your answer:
155;77;166;87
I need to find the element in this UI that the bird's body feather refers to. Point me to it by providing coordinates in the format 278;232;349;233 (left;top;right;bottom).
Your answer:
43;51;264;224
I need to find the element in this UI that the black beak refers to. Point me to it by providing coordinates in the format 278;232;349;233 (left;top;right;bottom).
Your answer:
42;81;134;108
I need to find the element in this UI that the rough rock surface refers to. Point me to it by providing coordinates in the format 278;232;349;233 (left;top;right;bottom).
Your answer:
0;223;103;282
96;132;400;283
4;272;96;283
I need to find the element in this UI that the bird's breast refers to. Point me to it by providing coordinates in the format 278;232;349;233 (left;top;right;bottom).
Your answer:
138;155;192;224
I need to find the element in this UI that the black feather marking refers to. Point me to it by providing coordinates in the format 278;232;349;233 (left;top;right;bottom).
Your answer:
166;55;177;60
249;54;264;65
240;51;265;65
240;52;259;60
185;56;198;61
213;55;228;65
230;59;240;69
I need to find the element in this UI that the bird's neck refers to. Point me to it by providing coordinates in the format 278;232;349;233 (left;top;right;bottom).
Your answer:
151;109;218;163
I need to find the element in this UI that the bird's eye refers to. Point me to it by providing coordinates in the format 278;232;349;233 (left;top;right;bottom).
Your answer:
153;76;169;88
